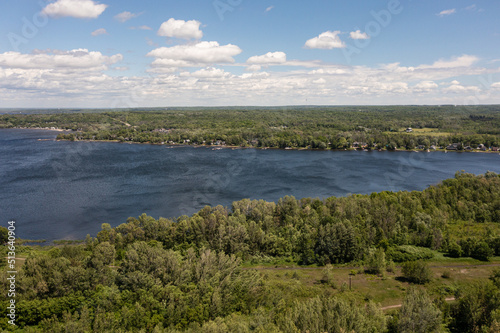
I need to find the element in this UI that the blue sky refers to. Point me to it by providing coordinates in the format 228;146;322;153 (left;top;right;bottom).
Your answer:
0;0;499;107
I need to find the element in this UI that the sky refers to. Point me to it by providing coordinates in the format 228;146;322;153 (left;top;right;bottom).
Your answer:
1;0;500;108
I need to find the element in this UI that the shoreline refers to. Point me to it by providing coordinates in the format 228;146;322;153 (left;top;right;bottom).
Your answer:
56;139;500;154
12;126;72;132
3;127;499;154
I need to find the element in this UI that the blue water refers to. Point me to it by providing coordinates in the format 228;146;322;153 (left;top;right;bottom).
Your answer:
1;128;499;240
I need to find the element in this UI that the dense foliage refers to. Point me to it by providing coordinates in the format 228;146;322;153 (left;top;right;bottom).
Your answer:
1;172;500;332
1;106;499;150
92;171;499;265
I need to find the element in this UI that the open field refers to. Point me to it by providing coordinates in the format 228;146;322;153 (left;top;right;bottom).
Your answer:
383;127;454;137
248;257;500;308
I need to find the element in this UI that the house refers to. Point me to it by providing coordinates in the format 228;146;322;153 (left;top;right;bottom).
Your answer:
430;145;437;150
406;127;413;133
477;144;486;151
446;143;460;150
417;145;426;150
352;142;367;149
492;147;499;152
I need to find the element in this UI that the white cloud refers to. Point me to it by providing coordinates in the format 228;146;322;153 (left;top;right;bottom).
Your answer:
0;49;122;70
349;30;369;40
190;67;231;78
2;50;500;107
247;51;286;65
265;6;274;13
130;25;152;30
0;49;123;103
246;64;262;72
308;68;348;75
304;31;345;49
414;81;438;92
147;41;242;68
465;4;476;11
420;55;478;69
42;0;107;19
240;72;270;79
438;9;456;17
157;18;203;40
91;28;107;36
443;84;480;93
114;11;141;23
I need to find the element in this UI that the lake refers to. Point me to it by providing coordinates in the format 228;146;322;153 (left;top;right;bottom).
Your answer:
1;128;499;241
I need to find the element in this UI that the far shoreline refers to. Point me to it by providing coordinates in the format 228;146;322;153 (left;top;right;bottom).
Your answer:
4;127;500;154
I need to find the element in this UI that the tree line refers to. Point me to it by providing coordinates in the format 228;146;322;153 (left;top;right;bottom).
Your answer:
1;172;500;331
1;106;499;149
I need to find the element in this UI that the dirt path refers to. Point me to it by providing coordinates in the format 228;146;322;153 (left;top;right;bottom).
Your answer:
248;262;500;271
381;297;455;311
107;115;131;127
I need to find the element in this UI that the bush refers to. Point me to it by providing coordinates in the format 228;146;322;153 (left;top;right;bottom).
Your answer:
387;245;434;262
364;248;386;275
320;264;337;288
447;241;463;258
401;261;432;284
471;241;493;261
386;260;396;274
397;287;442;333
441;270;451;279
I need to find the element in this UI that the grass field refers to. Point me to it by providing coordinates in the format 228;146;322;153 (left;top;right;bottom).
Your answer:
383;128;453;137
248;256;500;308
5;244;499;311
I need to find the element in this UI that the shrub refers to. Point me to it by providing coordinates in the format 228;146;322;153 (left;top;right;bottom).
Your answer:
447;241;462;258
364;248;386;275
386;260;396;274
401;261;432;284
397;287;442;333
387;245;434;262
320;264;337;288
441;270;451;279
471;241;493;261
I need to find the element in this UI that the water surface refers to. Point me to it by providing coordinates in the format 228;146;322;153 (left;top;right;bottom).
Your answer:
1;129;499;240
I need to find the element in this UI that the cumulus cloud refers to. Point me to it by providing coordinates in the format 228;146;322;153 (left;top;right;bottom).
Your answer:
0;49;122;70
147;41;242;68
443;84;480;93
414;81;438;92
246;64;262;72
438;8;456;17
91;28;108;36
349;30;369;40
0;49;123;104
190;67;231;79
265;6;274;13
114;11;141;23
42;0;107;19
420;55;478;69
247;51;286;65
2;50;499;107
304;31;345;49
157;18;203;40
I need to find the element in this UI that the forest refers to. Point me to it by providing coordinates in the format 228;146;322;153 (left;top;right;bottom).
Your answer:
1;172;500;332
1;105;500;150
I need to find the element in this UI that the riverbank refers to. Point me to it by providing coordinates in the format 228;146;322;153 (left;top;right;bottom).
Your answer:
53;136;500;154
